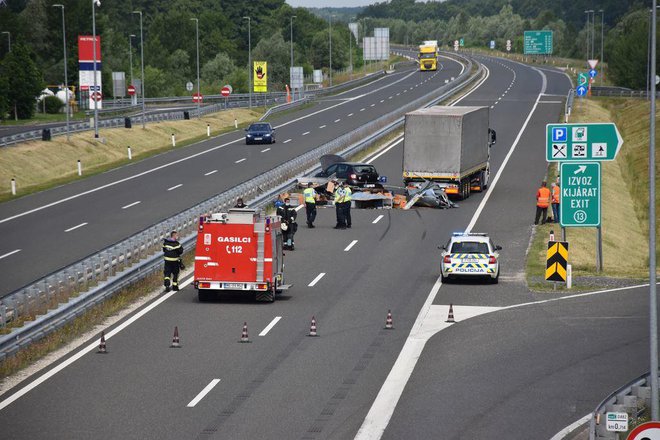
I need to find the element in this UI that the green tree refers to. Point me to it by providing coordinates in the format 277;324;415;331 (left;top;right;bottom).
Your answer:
0;43;43;119
607;9;650;90
202;52;236;86
0;74;9;120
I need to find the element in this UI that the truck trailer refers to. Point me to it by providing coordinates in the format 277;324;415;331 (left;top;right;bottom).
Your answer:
193;208;289;302
402;106;496;199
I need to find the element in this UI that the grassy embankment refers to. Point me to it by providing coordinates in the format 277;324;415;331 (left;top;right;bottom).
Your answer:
0;108;263;202
526;97;659;290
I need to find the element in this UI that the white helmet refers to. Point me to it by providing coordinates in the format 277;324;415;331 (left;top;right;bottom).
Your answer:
280;222;288;231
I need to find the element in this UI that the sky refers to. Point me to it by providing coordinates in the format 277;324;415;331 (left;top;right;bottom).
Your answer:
286;0;377;7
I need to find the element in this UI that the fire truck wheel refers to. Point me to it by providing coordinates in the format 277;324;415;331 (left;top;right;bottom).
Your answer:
198;289;212;302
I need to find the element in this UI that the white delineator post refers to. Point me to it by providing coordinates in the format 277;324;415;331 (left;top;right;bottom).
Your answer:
77;160;82;176
11;178;16;196
171;134;176;147
127;146;132;160
207;124;210;137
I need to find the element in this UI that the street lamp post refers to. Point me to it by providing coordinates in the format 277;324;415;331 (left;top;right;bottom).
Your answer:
53;4;70;141
329;15;334;87
129;34;135;105
584;10;592;62
191;18;200;118
290;15;296;100
599;10;604;85
243;16;251;108
133;10;145;129
349;28;353;80
649;0;658;423
1;31;9;52
92;0;100;139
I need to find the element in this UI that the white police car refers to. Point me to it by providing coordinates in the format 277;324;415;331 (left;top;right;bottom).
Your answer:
439;233;501;284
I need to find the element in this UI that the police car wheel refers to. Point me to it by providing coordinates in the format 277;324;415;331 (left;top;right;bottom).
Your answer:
441;273;450;284
490;270;499;284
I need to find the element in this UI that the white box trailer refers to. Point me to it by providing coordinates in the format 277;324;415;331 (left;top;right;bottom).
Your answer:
402;106;496;199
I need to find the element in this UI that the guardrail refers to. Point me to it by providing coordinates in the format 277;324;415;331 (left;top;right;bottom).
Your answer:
0;53;479;362
565;89;575;122
589;371;655;439
1;70;387;147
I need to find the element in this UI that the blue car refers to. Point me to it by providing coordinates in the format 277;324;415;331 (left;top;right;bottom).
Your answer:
245;122;276;145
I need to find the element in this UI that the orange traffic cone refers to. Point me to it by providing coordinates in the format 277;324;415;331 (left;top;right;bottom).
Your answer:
385;310;394;330
446;304;455;323
239;322;251;343
97;331;107;354
308;316;318;337
170;326;181;348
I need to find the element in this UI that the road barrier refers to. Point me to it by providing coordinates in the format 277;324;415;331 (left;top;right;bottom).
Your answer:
0;53;480;362
589;371;655;439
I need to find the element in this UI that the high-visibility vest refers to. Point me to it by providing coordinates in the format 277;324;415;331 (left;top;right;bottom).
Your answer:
536;187;551;208
344;187;352;202
303;187;316;204
334;188;346;203
552;185;560;204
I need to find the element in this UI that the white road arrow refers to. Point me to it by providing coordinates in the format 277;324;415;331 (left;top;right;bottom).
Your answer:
574;165;587;174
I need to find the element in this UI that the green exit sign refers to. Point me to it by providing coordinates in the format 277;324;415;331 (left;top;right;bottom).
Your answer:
524;30;553;55
546;123;624;162
560;162;601;227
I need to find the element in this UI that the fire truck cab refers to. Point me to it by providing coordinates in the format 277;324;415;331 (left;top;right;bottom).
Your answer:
193;208;289;302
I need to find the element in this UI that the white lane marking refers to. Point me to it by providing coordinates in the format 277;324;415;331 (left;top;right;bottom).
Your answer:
379;100;384;103
549;414;591;440
121;201;141;210
370;104;375;107
360;108;365;112
64;222;87;232
465;71;546;234
334;119;341;123
0;249;21;260
396;93;400;96
539;100;563;104
0;275;197;410
302;131;310;136
283;139;292;144
204;170;218;176
490;105;494;109
261;148;271;153
187;379;221;408
372;215;384;224
259;316;282;336
308;272;325;287
344;240;358;252
319;125;326;128
347;113;354;117
167;184;183;191
234;158;246;164
388;96;393;99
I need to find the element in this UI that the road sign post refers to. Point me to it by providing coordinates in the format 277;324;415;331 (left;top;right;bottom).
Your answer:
546;123;624;162
560;162;601;227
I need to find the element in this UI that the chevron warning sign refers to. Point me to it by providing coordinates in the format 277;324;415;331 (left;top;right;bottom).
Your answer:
545;241;569;282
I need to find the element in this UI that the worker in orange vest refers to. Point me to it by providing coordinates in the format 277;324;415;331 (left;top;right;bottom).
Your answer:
551;182;560;223
534;181;551;225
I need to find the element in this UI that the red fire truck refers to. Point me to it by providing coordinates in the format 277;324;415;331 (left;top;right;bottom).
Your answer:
193;208;289;302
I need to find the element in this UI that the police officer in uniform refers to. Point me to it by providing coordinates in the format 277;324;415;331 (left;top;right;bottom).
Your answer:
163;230;183;292
343;184;352;228
334;182;346;229
303;182;317;228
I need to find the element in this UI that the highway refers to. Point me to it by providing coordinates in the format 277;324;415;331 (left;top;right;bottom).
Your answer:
0;58;463;298
0;54;651;439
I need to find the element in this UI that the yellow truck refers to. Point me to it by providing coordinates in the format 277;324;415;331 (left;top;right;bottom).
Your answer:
418;40;438;71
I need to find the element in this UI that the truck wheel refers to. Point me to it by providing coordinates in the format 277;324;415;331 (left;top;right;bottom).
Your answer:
198;289;212;302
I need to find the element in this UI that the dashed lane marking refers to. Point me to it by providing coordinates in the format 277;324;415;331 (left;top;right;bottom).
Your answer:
168;184;183;191
204;170;217;176
308;272;326;287
261;148;271;153
0;249;20;260
121;201;141;210
344;240;358;252
372;215;384;224
65;222;88;233
283;139;292;144
259;316;282;336
187;379;221;408
235;158;246;164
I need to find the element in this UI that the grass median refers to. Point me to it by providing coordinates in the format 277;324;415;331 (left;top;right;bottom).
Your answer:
526;97;657;290
0;108;263;202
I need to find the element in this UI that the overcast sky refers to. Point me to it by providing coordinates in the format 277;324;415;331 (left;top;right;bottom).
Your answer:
286;0;377;7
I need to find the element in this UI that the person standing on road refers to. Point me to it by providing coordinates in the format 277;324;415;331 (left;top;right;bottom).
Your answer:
343;184;352;228
534;181;551;225
303;183;318;228
277;197;298;250
163;230;183;292
334;182;347;229
551;182;560;223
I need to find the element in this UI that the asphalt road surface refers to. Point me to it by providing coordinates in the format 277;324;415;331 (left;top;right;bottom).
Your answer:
1;55;650;440
0;57;463;297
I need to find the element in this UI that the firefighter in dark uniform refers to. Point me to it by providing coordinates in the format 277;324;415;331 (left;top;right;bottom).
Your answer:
277;197;298;250
163;230;183;292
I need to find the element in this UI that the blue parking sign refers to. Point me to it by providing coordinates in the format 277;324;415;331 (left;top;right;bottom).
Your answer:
552;127;567;142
